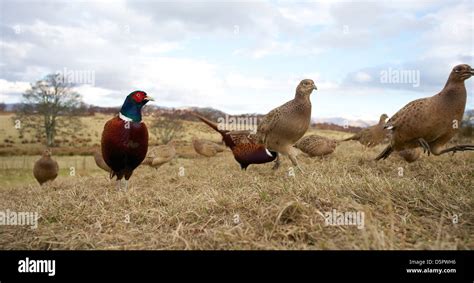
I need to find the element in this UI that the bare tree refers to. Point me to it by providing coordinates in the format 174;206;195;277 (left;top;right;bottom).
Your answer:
15;73;83;147
151;117;184;144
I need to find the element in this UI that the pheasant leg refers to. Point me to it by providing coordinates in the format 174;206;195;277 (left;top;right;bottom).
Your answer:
272;155;281;170
418;138;432;156
288;153;305;173
438;144;474;155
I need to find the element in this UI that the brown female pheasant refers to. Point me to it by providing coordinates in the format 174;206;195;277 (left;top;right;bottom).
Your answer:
256;79;317;170
33;149;59;185
376;64;474;160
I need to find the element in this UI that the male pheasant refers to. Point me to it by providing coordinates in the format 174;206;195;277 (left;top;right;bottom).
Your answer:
101;90;152;190
193;113;278;170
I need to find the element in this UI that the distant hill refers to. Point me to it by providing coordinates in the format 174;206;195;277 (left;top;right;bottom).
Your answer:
2;103;472;130
313;117;375;128
312;122;361;133
158;107;361;132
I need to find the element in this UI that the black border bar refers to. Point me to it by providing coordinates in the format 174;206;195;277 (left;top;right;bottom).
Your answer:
0;250;472;282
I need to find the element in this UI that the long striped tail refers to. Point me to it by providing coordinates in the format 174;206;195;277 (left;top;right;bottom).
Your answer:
191;112;226;136
340;135;356;142
375;145;393;161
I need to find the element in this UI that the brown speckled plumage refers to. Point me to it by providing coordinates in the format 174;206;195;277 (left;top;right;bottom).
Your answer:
342;114;388;147
143;141;176;168
33;149;59;185
376;64;474;160
398;148;421;163
192;138;225;157
257;79;317;169
295;135;337;157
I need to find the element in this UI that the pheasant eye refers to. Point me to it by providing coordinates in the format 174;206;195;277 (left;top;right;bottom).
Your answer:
131;91;145;102
133;92;143;101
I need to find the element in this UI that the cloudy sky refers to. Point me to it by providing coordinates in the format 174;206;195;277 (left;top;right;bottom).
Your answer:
0;0;473;121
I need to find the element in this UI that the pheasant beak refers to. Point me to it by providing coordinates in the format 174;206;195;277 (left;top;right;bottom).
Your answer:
144;95;154;101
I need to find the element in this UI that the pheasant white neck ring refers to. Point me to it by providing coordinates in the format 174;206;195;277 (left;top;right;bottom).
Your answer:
265;148;273;157
119;112;133;122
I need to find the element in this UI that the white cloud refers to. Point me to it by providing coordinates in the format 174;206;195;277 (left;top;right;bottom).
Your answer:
277;2;333;27
137;42;182;55
233;40;294;59
0;79;30;94
224;73;280;90
0;0;472;120
354;72;372;83
419;2;473;58
73;85;119;106
128;56;225;105
0;41;34;59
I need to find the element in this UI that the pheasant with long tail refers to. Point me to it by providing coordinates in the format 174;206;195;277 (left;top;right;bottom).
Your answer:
192;113;278;170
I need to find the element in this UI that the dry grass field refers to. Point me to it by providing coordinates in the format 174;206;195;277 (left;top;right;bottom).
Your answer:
0;113;220;155
0;123;472;250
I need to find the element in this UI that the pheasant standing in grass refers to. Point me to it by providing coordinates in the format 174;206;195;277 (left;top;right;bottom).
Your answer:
294;134;337;157
192;137;225;157
376;64;474;160
193;113;278;170
341;114;388;147
143;140;176;169
33;149;59;185
101;90;153;190
256;79;317;171
94;149;111;173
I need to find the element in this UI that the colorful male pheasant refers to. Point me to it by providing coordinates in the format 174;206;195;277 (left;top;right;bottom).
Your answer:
101;90;152;190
